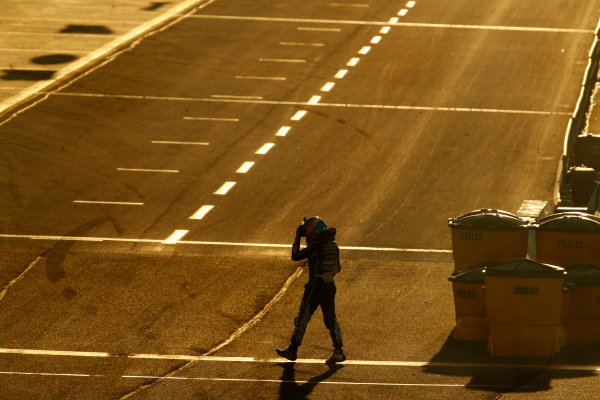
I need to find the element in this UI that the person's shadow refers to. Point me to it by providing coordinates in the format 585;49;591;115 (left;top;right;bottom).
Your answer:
277;362;344;399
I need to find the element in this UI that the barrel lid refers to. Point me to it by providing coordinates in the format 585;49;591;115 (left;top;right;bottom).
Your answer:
565;265;600;286
448;209;526;230
448;264;487;283
536;212;600;232
484;259;565;278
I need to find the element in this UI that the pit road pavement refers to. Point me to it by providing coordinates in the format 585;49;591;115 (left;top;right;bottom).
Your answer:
1;0;600;399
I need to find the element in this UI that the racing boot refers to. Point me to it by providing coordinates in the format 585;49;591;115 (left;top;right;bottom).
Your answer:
325;347;346;365
276;346;297;361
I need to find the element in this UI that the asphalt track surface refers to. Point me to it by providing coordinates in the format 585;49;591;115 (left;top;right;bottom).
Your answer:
2;0;600;399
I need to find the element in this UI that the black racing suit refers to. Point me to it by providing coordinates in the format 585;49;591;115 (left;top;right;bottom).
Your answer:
289;233;343;350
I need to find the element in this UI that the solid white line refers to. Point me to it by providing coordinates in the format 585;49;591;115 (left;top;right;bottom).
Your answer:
297;27;341;32
183;117;239;122
259;58;306;63
255;143;275;155
235;76;286;81
308;95;321;104
358;46;371;54
370;35;382;44
290;110;307;120
162;230;188;244
0;233;453;253
214;181;236;195
151;140;209;146
211;94;263;100
329;2;369;7
335;69;348;79
0;0;218;119
380;26;391;34
73;200;143;206
279;41;325;47
236;161;255;173
0;348;597;373
191;15;593;33
189;205;214;220
347;57;360;66
116;168;179;173
51;92;569;115
0;47;88;54
321;82;335;92
275;126;291;136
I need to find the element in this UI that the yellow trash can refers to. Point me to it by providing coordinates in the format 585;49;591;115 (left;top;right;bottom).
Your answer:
535;212;600;268
484;259;566;358
449;209;529;271
564;265;600;343
448;265;488;341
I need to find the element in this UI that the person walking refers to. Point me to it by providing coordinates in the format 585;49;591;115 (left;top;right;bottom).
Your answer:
276;216;346;365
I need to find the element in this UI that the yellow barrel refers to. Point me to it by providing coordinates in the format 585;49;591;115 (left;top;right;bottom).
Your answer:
535;213;600;268
564;265;600;343
448;265;488;341
448;209;529;271
484;259;565;357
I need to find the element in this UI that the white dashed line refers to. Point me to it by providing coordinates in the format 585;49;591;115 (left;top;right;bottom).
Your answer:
321;82;335;92
189;205;214;220
235;76;286;81
406;1;416;8
214;181;236;195
259;58;306;63
275;126;291;136
308;95;321;104
380;26;391;34
183;117;239;122
162;230;188;244
389;17;399;24
73;200;143;206
255;143;275;155
347;57;360;66
116;168;179;173
297;27;341;32
236;162;255;173
279;41;325;47
151;141;209;146
335;69;348;79
398;9;408;16
290;110;307;121
358;46;371;54
370;36;382;44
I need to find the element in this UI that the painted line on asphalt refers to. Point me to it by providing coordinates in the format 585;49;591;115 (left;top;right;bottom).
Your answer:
308;95;321;104
116;168;179;173
0;234;452;253
0;370;531;389
329;3;370;7
236;161;255;173
162;229;188;244
211;94;263;100
73;200;143;206
347;57;360;66
151;140;209;145
0;257;43;302
290;110;307;120
191;14;593;33
321;82;335;92
255;143;275;155
275;126;291;136
358;46;371;54
183;116;239;122
259;58;306;63
335;69;348;79
297;26;342;32
235;75;286;81
279;41;325;47
214;181;236;195
0;348;597;372
189;205;214;220
45;92;572;116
